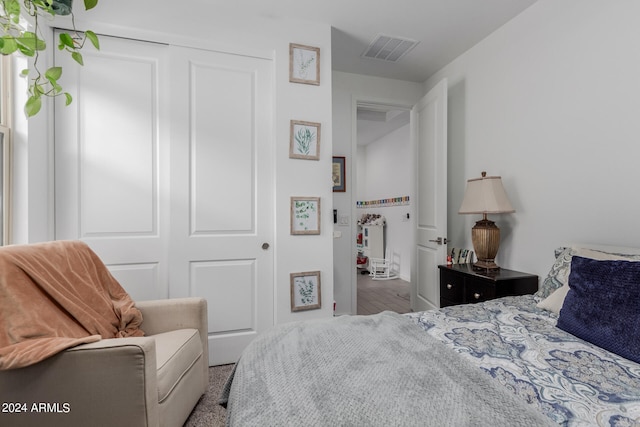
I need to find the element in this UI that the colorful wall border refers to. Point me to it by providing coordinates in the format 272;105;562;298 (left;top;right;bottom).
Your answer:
356;196;410;208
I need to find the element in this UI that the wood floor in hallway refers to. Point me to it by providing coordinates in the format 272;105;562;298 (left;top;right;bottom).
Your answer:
356;272;412;315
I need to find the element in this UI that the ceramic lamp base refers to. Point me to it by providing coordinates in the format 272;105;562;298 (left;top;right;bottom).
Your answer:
471;217;501;270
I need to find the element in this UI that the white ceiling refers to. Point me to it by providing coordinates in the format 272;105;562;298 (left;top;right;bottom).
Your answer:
211;0;539;82
85;0;538;83
242;0;537;145
357;106;410;146
79;0;539;144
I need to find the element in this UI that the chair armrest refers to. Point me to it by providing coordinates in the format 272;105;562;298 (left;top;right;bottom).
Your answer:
0;337;159;427
136;297;209;370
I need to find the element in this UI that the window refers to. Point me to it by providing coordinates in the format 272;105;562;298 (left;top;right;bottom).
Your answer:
0;55;12;245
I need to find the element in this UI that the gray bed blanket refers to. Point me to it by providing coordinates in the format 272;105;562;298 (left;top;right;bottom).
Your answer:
220;311;555;426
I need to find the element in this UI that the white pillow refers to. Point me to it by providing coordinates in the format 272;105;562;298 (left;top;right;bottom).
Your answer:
536;247;640;314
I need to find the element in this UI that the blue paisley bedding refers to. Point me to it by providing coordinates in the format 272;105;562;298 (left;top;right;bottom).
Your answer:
407;295;640;427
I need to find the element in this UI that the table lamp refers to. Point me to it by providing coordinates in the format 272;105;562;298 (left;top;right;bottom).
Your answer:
458;171;515;270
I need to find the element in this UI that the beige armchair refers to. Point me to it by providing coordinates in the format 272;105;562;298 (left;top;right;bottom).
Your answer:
0;297;209;427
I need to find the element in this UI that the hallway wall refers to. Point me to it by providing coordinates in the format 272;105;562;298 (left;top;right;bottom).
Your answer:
356;123;413;281
332;71;424;315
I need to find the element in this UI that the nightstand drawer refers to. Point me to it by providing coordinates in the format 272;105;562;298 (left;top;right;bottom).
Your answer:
440;269;464;302
438;264;538;308
465;281;496;303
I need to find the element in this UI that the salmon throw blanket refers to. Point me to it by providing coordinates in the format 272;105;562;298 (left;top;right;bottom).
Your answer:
0;240;144;370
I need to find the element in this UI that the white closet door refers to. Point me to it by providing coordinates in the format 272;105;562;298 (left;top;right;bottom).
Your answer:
168;46;274;365
55;37;276;366
55;34;171;302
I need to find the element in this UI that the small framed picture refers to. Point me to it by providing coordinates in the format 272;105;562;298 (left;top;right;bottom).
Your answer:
332;156;346;192
290;120;321;160
289;43;320;85
290;271;321;312
291;196;321;235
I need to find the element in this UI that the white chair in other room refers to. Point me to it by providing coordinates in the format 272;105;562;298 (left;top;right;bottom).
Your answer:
369;248;398;280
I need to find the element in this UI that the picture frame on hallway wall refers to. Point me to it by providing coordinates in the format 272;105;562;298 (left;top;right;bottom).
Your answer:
289;43;320;85
289;120;321;160
332;156;346;192
290;196;321;235
290;271;321;312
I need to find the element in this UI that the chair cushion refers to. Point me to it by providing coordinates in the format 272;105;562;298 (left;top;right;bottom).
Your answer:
153;328;203;403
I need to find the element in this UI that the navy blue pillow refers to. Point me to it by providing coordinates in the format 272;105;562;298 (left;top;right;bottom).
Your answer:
556;256;640;364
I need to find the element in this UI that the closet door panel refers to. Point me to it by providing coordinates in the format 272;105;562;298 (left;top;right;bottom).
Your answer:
54;35;170;302
190;65;253;233
80;54;156;235
169;46;275;365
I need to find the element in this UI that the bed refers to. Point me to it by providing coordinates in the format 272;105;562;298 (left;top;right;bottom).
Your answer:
220;245;640;426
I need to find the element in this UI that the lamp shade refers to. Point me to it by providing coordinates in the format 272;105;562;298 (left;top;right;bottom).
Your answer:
458;173;515;214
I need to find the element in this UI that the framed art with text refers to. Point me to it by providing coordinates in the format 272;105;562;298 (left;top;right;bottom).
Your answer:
290;196;321;235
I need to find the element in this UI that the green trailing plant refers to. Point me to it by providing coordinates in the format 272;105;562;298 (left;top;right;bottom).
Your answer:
0;0;100;116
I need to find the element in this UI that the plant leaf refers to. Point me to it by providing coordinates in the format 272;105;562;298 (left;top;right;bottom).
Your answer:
0;37;19;55
71;51;84;66
85;31;100;50
58;33;75;50
5;0;21;21
17;32;46;51
64;93;73;106
45;66;63;81
84;0;98;10
33;83;45;95
25;95;42;117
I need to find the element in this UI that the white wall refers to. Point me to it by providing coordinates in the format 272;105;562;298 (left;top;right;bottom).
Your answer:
357;123;413;281
425;0;640;282
15;5;334;325
332;71;423;315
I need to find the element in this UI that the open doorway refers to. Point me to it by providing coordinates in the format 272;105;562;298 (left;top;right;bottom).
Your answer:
355;103;414;315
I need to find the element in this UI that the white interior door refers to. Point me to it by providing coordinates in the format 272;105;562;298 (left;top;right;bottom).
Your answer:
168;46;274;366
411;78;448;312
55;34;171;302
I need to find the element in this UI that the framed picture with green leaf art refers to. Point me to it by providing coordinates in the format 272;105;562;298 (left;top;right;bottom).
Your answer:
290;271;321;312
290;120;321;160
290;196;321;235
289;43;320;85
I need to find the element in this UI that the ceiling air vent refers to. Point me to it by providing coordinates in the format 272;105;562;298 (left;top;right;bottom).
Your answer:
362;34;419;62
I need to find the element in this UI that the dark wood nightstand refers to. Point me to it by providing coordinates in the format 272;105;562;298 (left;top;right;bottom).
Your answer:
438;264;538;308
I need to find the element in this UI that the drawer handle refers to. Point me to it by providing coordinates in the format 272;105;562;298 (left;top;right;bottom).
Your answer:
474;293;481;300
446;283;453;290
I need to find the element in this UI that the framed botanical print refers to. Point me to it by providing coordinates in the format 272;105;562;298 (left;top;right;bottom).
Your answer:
290;120;321;160
290;196;321;235
290;271;321;311
289;43;320;85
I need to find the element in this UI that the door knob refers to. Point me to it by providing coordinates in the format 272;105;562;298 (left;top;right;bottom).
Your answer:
428;237;447;245
261;243;270;250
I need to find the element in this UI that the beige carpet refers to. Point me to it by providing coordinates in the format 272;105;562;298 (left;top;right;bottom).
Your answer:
184;364;234;427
